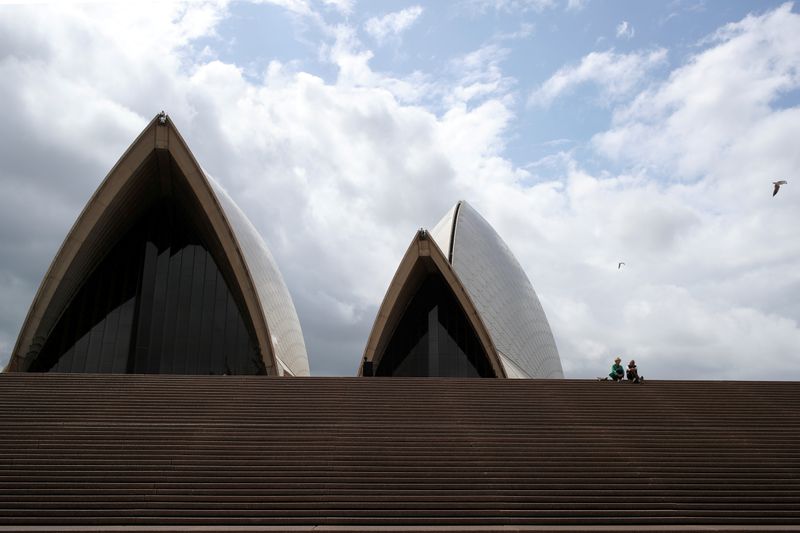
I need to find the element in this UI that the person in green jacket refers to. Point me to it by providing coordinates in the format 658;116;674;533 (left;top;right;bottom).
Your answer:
609;357;625;381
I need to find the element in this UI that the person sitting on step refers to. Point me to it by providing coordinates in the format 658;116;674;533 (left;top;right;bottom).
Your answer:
609;357;625;382
626;359;642;383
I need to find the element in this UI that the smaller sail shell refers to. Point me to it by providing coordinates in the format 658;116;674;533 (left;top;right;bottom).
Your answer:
361;230;505;378
431;201;563;379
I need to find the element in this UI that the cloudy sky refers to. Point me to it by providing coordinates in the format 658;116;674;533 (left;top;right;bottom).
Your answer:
1;0;798;379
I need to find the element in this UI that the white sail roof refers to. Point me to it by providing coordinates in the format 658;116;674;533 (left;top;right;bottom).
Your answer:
8;114;309;376
431;201;563;379
209;180;309;376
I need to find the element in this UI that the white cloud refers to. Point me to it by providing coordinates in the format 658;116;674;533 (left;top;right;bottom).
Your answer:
566;0;588;11
494;22;535;41
445;44;515;107
364;5;423;44
323;24;435;103
321;0;354;15
250;0;314;16
528;48;667;107
325;25;515;108
594;3;800;180
463;0;556;13
616;20;634;39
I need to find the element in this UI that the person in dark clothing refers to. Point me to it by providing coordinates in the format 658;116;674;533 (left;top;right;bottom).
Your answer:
609;357;625;381
626;359;641;383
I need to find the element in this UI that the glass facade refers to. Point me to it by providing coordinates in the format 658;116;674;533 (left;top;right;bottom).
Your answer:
375;273;495;378
30;199;266;375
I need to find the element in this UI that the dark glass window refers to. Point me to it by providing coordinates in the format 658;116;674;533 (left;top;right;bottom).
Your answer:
31;199;266;375
375;273;495;378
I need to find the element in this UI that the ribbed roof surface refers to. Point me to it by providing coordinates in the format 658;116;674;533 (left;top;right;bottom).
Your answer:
209;180;309;377
431;201;563;379
1;374;799;531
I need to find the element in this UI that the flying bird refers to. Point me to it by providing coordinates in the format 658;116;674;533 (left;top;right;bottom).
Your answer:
618;262;625;269
773;180;787;197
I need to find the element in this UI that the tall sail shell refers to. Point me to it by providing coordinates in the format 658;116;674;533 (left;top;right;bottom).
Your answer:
8;114;309;376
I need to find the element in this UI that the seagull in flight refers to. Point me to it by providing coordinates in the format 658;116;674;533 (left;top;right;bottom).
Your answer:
618;262;625;269
773;180;787;197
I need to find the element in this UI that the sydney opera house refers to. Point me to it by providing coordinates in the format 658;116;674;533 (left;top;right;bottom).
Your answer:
1;114;796;531
361;201;562;379
5;113;561;380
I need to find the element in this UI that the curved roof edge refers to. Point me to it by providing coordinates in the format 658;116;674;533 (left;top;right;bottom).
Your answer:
360;229;506;378
429;201;459;264
7;113;308;376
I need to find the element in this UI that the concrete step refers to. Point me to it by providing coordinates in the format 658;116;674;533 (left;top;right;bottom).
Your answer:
0;374;798;529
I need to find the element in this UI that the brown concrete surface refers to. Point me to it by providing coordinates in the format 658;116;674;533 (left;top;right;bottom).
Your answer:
0;374;798;531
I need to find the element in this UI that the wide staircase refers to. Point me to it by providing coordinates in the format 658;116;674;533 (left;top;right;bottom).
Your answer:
0;374;798;531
